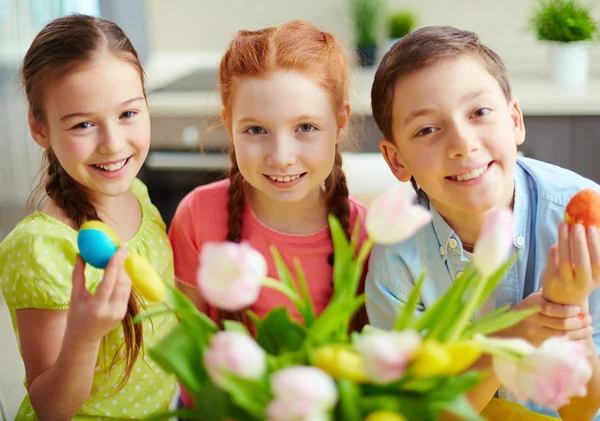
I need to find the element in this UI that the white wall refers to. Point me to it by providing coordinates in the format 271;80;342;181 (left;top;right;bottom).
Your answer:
145;0;600;77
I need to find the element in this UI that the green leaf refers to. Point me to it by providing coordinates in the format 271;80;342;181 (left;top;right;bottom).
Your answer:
393;272;426;331
349;213;362;254
360;394;435;421
270;245;297;293
147;323;208;403
428;371;487;401
464;308;538;338
401;376;444;393
220;374;271;419
251;307;307;355
415;268;476;339
293;257;316;327
193;382;227;421
223;320;251;335
473;254;518;312
143;408;207;421
329;214;353;297
165;279;197;310
431;394;486;421
308;295;365;344
336;379;362;421
132;307;174;324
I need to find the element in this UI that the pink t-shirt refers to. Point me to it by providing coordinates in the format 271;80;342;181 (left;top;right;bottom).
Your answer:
168;179;369;407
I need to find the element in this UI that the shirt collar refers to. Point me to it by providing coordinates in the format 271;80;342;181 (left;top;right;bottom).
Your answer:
422;162;531;254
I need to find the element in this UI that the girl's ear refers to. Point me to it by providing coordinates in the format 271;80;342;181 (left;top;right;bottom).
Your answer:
336;101;351;144
28;109;49;148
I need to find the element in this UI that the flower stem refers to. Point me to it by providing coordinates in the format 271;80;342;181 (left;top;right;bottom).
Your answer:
262;277;304;309
447;271;487;342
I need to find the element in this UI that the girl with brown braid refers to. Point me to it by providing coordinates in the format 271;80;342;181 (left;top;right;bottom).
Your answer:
168;20;370;411
0;14;177;420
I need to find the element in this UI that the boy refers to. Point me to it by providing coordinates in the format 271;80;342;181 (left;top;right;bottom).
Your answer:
366;25;600;420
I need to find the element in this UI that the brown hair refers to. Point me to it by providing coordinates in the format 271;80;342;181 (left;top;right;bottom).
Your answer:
22;13;145;391
217;21;353;328
370;25;511;196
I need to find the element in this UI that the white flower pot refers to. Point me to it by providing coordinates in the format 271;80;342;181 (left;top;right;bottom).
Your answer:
548;41;590;86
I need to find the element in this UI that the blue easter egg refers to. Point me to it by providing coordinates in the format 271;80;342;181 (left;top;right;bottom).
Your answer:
78;228;118;269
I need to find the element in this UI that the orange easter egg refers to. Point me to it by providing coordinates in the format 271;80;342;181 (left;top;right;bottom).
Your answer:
564;188;600;229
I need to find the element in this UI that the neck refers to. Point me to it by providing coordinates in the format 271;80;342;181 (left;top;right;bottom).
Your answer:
246;185;329;235
430;183;516;249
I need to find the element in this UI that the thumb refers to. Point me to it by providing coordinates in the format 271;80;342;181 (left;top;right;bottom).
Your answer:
71;254;87;298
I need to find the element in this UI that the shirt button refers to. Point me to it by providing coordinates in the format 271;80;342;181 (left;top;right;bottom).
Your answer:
516;236;525;246
440;246;445;256
448;238;458;249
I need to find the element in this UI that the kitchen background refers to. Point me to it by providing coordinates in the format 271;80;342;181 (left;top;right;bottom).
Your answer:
1;0;600;418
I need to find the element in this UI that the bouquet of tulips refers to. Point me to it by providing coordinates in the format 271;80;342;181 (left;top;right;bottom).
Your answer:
137;186;593;421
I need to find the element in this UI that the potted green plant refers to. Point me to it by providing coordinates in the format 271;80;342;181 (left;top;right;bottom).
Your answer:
528;0;598;85
386;10;416;51
350;0;381;67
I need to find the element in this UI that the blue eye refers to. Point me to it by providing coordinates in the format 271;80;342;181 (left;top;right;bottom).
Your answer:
245;126;266;135
297;124;315;133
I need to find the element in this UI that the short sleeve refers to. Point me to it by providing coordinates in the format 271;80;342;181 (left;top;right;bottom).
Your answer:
0;222;78;310
168;193;201;286
365;242;422;331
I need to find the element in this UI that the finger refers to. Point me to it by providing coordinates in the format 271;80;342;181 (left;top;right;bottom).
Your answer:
587;226;600;281
558;223;574;282
71;254;87;298
572;223;592;285
539;297;580;318
565;326;594;341
94;246;127;301
109;266;133;307
538;313;591;331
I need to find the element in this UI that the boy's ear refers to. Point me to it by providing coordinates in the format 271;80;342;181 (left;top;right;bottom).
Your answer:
380;138;412;182
28;109;49;148
509;97;526;146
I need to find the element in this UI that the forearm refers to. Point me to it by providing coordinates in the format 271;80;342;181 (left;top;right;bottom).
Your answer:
558;337;600;421
28;331;100;421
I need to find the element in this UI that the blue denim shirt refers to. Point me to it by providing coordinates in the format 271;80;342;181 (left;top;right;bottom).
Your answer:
365;157;600;418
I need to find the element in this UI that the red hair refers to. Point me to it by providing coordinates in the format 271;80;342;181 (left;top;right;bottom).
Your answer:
217;20;353;327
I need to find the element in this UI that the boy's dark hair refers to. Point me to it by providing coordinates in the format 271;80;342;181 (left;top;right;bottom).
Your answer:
370;25;512;196
371;25;511;143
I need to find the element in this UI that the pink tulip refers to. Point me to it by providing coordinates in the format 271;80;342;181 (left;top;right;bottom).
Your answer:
366;185;431;245
198;241;267;311
204;331;267;389
493;337;592;410
353;330;422;384
267;366;338;421
473;207;515;277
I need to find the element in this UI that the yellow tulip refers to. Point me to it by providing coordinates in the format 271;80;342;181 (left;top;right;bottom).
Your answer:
313;345;370;383
411;340;481;377
364;410;408;421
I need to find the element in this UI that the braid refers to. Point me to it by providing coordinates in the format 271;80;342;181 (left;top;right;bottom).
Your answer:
325;147;351;239
325;148;368;332
45;149;100;228
218;149;253;330
34;149;143;390
226;151;245;242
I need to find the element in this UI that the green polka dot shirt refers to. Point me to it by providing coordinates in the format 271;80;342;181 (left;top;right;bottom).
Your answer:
0;179;178;420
